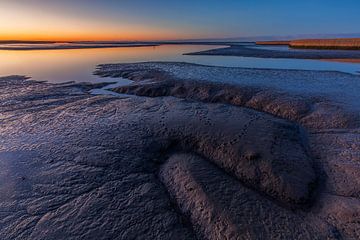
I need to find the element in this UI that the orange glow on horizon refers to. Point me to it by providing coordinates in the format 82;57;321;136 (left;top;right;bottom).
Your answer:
0;31;195;42
0;19;202;42
0;2;211;42
0;20;199;42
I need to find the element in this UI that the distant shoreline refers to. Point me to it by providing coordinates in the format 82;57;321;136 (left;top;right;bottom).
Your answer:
0;43;160;51
321;58;360;63
257;38;360;50
187;43;360;61
0;40;57;44
0;41;238;51
2;40;360;62
2;38;360;50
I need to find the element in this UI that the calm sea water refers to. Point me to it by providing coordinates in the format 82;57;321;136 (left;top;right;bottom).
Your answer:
0;44;359;84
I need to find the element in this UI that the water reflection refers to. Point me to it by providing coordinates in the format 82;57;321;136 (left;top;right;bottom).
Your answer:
0;44;359;83
0;45;223;83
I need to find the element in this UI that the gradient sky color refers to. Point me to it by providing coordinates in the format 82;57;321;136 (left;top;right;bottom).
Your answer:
1;0;360;41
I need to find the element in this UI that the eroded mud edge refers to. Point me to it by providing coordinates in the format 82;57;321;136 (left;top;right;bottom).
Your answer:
0;68;359;239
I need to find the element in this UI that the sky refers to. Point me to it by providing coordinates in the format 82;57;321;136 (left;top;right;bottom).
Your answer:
1;0;360;41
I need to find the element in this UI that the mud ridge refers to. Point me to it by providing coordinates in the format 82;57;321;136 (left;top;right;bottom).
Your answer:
95;62;360;130
1;72;360;239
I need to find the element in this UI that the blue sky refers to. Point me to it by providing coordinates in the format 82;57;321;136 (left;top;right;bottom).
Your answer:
1;0;360;40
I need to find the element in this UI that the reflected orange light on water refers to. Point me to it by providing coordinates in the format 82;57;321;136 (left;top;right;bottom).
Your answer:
0;45;215;82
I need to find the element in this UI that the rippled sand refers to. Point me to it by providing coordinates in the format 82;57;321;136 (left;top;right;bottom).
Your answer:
0;63;359;239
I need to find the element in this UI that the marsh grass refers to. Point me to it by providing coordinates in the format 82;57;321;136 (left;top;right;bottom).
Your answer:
289;38;360;50
256;38;360;50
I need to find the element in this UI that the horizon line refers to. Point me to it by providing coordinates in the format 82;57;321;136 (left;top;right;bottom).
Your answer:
2;32;360;43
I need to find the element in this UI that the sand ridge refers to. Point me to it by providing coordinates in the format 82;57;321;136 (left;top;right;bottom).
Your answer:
0;64;359;239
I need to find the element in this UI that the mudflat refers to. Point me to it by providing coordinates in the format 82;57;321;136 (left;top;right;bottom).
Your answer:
0;62;359;239
187;44;360;60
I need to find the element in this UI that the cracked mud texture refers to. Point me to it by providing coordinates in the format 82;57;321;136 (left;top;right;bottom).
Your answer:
1;61;360;240
186;44;360;60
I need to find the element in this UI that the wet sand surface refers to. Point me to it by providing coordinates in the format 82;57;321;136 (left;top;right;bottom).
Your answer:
96;62;360;113
0;63;360;239
188;44;360;60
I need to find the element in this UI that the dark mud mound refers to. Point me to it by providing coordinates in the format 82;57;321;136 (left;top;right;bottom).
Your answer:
95;62;360;129
0;75;359;239
148;101;316;206
160;154;326;239
113;80;358;129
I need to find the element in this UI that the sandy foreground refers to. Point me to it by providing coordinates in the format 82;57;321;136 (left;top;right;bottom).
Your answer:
0;63;360;239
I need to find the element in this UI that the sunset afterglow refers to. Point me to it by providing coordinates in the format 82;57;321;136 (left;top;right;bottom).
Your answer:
0;0;212;41
1;0;360;41
1;1;360;239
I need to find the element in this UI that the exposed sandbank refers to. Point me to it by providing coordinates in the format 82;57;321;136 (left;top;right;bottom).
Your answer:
256;40;290;45
0;41;238;51
0;43;159;51
0;63;359;239
96;62;360;114
187;44;360;61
